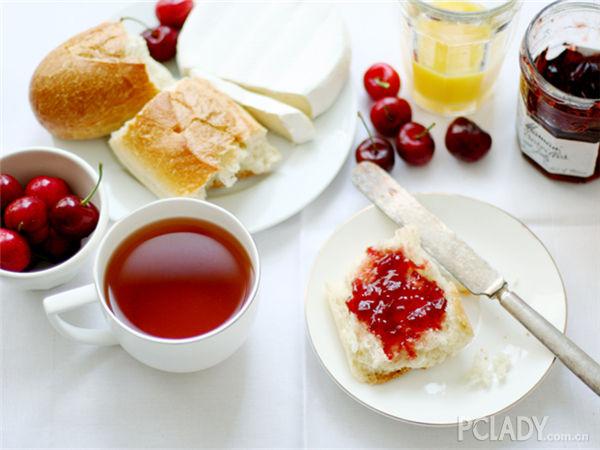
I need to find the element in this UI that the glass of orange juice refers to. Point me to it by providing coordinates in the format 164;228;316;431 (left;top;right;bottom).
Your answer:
400;0;521;116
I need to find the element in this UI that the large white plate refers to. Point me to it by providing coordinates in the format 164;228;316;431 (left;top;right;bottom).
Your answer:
305;194;567;426
51;3;357;233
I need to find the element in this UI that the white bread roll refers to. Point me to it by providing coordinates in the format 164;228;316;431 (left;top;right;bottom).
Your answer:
328;226;473;384
29;21;174;140
109;77;280;199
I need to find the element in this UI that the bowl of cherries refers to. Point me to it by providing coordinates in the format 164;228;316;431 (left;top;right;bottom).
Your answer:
0;147;109;290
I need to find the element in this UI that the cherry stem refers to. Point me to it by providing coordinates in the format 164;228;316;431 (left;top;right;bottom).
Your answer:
120;16;151;30
81;163;103;206
357;112;375;143
374;78;390;89
415;122;436;140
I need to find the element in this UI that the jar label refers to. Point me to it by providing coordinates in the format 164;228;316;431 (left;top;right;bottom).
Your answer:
517;98;599;178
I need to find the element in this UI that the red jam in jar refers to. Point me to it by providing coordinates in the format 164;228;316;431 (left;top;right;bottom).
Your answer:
517;1;600;182
535;47;600;100
346;248;447;360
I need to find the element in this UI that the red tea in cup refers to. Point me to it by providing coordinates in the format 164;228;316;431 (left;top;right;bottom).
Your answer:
104;218;253;339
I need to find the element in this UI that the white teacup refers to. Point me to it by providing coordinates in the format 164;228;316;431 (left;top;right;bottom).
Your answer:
43;198;260;373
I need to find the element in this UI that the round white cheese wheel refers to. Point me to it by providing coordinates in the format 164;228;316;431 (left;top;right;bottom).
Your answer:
177;2;351;118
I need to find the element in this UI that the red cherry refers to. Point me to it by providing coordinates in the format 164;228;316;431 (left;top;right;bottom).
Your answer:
0;174;24;211
156;0;194;29
4;196;48;233
50;164;102;239
363;63;401;100
356;137;395;172
445;117;492;162
51;196;99;239
370;97;412;137
396;122;436;166
355;112;395;172
0;228;31;272
27;225;50;245
25;176;71;209
142;25;179;62
41;228;80;262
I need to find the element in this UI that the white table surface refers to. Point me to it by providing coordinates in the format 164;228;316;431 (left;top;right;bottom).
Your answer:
1;1;599;448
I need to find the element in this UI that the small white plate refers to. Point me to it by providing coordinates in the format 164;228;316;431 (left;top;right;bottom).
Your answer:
51;3;357;234
305;194;567;426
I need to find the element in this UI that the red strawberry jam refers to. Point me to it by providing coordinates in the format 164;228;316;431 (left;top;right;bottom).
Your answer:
346;248;447;360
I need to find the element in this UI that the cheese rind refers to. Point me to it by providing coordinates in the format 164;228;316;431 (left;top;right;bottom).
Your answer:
177;3;351;118
191;70;315;144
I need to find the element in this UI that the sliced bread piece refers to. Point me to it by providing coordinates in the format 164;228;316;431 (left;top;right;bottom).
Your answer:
191;71;315;144
328;226;473;384
109;77;279;199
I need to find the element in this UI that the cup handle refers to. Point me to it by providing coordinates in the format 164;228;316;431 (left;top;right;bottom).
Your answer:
43;284;118;346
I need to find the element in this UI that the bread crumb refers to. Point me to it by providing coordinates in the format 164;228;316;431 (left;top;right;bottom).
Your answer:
493;353;512;382
466;346;518;389
467;349;493;388
424;382;447;395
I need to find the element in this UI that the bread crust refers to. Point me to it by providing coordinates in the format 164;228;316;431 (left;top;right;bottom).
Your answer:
29;21;161;140
355;366;411;385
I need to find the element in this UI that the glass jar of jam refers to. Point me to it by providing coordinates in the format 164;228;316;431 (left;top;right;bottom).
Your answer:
517;0;600;182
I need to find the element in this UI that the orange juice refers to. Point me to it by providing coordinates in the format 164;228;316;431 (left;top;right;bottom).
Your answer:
402;0;519;115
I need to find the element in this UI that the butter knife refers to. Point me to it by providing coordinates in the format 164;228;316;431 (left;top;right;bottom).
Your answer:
352;161;600;396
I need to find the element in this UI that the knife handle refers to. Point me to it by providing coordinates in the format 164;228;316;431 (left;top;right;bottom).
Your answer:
496;286;600;396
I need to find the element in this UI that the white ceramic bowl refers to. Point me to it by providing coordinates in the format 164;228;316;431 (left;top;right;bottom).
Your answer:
1;147;109;290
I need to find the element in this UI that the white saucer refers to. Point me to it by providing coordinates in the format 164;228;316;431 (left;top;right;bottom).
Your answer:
51;3;357;234
305;194;567;426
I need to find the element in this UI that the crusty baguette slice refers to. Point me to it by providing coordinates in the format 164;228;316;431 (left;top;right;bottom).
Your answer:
30;21;174;140
109;77;280;199
328;226;473;384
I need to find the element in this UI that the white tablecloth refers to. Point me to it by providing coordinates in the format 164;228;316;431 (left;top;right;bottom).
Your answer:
1;1;599;448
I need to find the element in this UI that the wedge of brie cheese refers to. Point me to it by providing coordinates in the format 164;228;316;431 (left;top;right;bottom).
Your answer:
192;70;315;144
177;2;351;119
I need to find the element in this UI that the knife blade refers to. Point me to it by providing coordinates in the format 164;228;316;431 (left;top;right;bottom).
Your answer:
352;161;600;395
352;161;505;296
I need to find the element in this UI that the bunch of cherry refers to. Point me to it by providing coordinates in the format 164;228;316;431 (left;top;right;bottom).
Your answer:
126;0;194;62
356;63;493;171
0;166;102;272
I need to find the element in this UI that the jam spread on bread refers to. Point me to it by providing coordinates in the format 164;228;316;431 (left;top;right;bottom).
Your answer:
346;248;447;359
